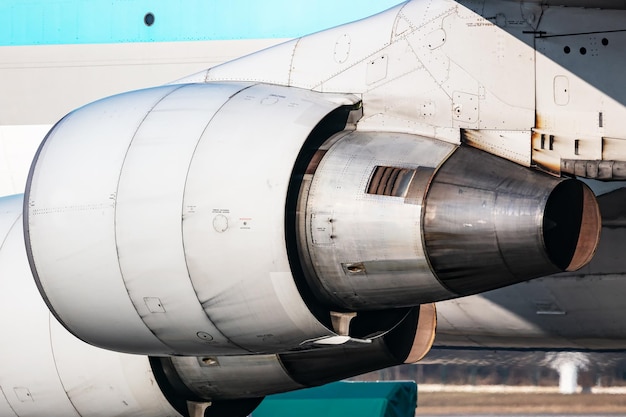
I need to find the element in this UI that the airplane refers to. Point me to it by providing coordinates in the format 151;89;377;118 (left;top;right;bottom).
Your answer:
1;0;626;416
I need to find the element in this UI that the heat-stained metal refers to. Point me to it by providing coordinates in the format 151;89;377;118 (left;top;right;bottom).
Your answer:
295;134;601;310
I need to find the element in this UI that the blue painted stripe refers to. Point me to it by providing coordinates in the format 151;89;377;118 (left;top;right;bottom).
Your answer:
0;0;403;46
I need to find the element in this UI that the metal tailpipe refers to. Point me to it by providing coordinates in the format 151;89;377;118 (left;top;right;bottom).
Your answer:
294;132;601;310
422;146;601;296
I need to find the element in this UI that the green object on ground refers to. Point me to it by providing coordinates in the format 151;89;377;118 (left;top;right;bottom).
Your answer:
252;381;417;417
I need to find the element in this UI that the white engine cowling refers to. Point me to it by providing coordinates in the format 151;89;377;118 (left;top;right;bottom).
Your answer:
0;195;179;417
25;83;360;355
2;194;437;417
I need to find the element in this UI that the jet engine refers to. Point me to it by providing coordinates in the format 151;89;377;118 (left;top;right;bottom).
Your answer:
24;82;600;359
293;130;601;310
0;194;435;417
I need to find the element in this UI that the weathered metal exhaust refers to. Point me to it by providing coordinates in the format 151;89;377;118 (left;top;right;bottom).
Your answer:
422;145;601;296
293;131;601;311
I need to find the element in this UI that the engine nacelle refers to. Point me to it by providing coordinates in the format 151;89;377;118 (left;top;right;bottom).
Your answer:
25;83;362;356
25;82;600;357
0;195;179;417
0;194;435;417
149;304;436;416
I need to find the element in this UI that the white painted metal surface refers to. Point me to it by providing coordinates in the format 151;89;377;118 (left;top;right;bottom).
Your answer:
113;83;250;355
0;196;78;417
25;83;361;356
26;85;184;355
1;40;285;126
180;85;355;352
205;0;537;146
533;7;626;175
0;195;179;417
50;319;179;417
0;126;47;197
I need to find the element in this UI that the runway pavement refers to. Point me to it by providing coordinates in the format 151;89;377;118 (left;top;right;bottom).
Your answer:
416;413;624;417
415;389;626;416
